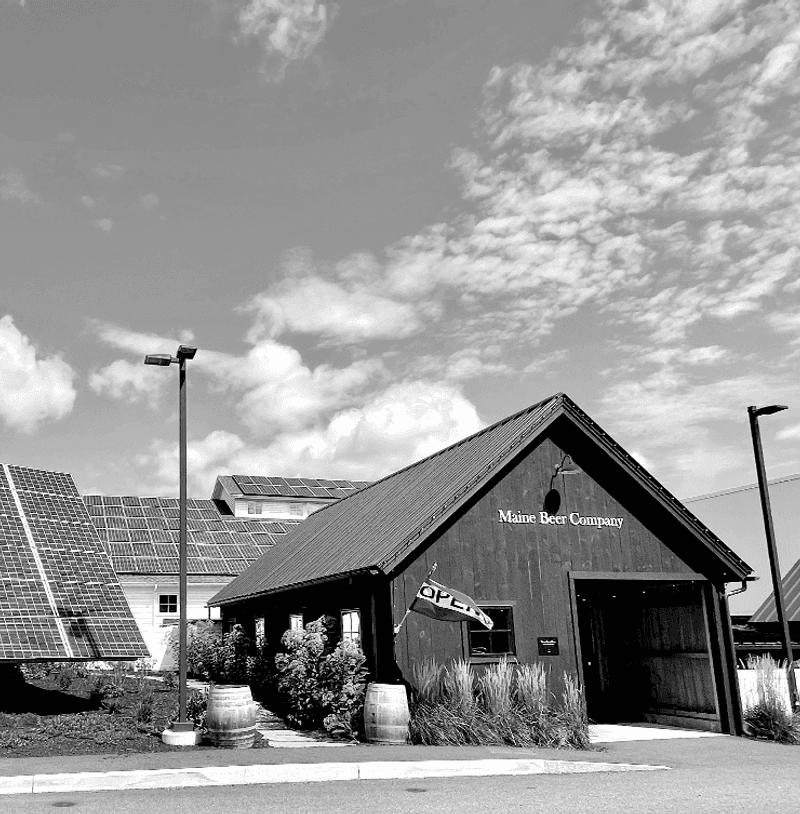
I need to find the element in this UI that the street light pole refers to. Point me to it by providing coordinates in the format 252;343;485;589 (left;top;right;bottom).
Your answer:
145;344;198;744
178;351;188;728
747;404;799;711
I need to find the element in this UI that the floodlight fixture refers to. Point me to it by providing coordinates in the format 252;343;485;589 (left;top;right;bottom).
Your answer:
177;345;197;360
751;404;788;417
144;354;173;366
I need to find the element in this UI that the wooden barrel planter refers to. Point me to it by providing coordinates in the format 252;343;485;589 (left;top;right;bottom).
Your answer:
205;685;257;749
364;683;409;744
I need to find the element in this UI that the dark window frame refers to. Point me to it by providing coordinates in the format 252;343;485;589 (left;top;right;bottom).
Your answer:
466;605;516;659
158;594;177;614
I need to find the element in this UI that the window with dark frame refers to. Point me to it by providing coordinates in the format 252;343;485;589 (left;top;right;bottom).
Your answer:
340;609;360;642
158;594;177;614
468;606;515;657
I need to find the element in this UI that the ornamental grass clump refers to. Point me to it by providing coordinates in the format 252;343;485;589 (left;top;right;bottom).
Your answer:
408;658;589;749
743;655;800;745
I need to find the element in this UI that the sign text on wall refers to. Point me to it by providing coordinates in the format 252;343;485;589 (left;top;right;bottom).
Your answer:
497;510;624;529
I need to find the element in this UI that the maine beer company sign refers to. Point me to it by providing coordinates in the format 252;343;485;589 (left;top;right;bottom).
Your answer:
497;509;624;529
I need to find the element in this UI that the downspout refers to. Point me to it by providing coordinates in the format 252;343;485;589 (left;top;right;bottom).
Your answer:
727;575;758;598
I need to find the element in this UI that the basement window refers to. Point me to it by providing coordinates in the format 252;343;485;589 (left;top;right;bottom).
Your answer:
468;607;515;658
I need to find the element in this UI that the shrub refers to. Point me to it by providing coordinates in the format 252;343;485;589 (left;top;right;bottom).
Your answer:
743;655;800;744
272;616;368;736
181;621;251;684
408;660;589;749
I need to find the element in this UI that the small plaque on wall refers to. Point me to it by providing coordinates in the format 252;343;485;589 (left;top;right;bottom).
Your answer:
538;637;559;656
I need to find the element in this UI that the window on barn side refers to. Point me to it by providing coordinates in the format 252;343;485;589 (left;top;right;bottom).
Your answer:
289;613;303;632
468;607;515;658
341;609;361;643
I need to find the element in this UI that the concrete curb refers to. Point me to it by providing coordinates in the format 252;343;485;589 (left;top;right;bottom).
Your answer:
0;758;669;795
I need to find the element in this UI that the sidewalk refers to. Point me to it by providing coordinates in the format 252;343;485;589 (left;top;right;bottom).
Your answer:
0;723;734;796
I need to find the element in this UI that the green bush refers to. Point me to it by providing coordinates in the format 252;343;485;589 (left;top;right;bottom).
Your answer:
272;616;368;736
180;621;252;683
408;658;589;749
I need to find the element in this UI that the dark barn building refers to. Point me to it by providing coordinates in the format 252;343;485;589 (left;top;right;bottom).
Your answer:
210;394;752;734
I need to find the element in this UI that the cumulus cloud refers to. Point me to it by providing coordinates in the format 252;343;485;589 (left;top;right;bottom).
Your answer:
92;218;114;232
0;169;41;205
91;320;385;434
246;250;424;344
0;315;76;433
88;360;166;407
134;381;482;494
237;0;332;82
135;430;247;496
139;193;160;209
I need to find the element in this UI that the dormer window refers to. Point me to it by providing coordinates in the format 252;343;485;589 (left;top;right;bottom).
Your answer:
247;501;262;515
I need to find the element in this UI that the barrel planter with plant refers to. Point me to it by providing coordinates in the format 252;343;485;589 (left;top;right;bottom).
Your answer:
205;684;257;749
363;682;410;743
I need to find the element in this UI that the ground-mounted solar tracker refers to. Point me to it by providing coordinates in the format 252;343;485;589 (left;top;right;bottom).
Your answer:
84;496;301;576
0;465;149;661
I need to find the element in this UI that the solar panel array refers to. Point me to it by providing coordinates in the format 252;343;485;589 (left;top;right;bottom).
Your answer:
231;475;370;500
0;465;149;661
84;495;300;575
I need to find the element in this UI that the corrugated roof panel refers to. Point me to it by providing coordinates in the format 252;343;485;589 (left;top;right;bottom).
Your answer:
750;559;800;622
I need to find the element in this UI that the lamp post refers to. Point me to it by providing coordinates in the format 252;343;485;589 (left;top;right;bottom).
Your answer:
747;404;799;711
145;344;198;743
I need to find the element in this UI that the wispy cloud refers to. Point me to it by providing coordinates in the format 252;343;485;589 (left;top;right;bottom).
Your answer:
237;0;333;82
139;193;160;209
92;163;125;181
88;360;167;408
0;315;76;433
245;249;425;344
0;169;41;205
92;218;114;232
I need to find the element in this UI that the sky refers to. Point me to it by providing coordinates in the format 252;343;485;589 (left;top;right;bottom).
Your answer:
2;0;800;578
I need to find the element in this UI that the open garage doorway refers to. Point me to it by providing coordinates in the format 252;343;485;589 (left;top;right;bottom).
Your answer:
574;579;721;732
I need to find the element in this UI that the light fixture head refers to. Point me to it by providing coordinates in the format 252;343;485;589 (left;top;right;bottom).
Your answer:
144;354;173;367
177;345;197;360
553;454;582;477
751;404;788;417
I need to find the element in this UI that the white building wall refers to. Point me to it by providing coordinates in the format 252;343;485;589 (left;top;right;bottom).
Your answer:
121;580;226;670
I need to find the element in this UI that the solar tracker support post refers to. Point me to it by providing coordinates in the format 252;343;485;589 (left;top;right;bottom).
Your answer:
748;405;799;711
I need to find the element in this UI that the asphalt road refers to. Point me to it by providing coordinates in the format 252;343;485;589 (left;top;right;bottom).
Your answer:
6;737;799;814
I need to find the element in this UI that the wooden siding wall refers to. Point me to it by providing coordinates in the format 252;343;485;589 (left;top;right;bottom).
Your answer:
391;434;702;688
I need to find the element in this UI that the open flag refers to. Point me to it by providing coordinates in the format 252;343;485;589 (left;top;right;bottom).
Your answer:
411;578;493;630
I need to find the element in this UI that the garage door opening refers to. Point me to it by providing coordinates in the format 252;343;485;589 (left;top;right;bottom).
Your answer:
575;580;721;731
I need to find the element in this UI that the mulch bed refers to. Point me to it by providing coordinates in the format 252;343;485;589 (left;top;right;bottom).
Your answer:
0;671;267;758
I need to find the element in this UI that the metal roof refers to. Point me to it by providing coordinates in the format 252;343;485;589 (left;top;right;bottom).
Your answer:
211;393;752;607
749;559;800;623
218;474;370;500
0;464;148;661
84;495;300;576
